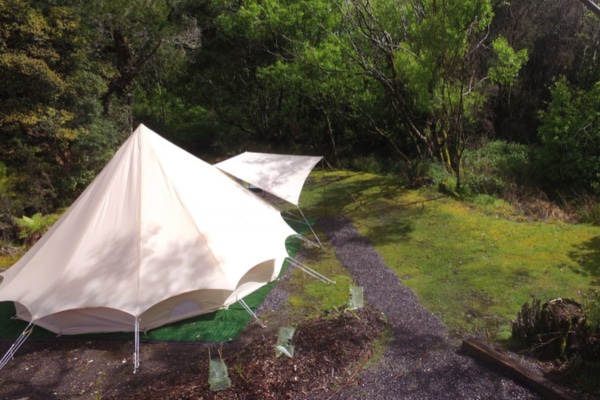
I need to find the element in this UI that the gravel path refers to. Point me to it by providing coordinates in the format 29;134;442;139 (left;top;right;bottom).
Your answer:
314;216;543;400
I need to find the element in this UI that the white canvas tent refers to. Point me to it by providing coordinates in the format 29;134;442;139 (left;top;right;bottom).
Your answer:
215;152;322;246
0;125;296;370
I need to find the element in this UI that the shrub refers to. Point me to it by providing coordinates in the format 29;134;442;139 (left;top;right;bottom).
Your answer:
15;212;60;245
535;77;600;195
462;140;531;196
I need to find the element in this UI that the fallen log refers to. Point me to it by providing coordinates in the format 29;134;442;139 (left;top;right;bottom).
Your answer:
461;338;576;400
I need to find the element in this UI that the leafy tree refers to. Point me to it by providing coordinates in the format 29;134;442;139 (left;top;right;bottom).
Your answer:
1;1;95;208
336;0;506;188
489;37;529;89
218;0;384;161
181;0;290;152
182;0;532;187
536;77;600;194
74;0;201;116
489;0;591;142
0;0;201;229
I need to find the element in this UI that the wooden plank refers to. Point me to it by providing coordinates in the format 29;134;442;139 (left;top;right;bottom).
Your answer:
461;338;576;400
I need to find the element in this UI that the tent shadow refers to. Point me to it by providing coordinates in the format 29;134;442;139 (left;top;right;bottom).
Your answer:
567;235;600;287
304;173;416;247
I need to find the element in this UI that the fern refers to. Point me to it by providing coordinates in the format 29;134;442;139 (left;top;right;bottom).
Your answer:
15;213;59;245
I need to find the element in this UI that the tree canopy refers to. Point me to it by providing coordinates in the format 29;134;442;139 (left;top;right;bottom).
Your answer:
2;0;600;239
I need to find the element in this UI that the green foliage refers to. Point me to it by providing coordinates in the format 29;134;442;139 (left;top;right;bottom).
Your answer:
190;0;385;160
15;212;60;245
536;77;600;194
0;0;126;227
489;37;529;88
0;0;178;227
584;291;600;334
0;0;597;227
575;196;600;226
336;0;500;185
348;155;386;175
462;140;531;196
0;161;18;240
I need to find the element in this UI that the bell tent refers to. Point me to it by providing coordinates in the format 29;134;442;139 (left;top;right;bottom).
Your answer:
0;124;296;370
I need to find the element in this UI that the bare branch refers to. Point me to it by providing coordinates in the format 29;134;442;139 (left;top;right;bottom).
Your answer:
578;0;600;17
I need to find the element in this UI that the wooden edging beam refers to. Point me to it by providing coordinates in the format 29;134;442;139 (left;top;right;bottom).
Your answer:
461;338;576;400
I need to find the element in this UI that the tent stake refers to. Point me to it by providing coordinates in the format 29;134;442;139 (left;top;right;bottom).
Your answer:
239;299;266;328
0;322;34;371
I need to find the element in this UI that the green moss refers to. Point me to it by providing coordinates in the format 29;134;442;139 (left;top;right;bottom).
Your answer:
366;326;394;367
0;255;15;269
299;171;600;341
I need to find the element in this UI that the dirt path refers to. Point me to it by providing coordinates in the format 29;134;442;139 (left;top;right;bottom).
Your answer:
317;216;545;400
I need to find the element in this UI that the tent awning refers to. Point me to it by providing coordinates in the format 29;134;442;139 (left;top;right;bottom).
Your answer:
215;152;322;206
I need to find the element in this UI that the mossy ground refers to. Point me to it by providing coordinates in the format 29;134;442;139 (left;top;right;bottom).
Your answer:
297;170;600;341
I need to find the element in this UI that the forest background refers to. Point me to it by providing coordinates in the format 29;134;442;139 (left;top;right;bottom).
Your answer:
2;0;600;241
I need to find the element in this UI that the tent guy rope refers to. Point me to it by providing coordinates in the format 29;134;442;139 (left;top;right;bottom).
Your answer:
0;322;33;371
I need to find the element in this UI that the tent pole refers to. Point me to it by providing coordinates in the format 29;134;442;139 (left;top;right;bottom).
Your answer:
239;299;266;328
281;213;321;248
294;233;321;248
288;258;336;284
296;206;323;248
133;317;140;374
0;322;34;371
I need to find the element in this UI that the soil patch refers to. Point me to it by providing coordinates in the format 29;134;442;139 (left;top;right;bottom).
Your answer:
0;306;386;399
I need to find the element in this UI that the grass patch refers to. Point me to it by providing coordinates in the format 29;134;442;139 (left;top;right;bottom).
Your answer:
277;238;354;324
365;323;393;368
0;256;14;269
299;170;600;341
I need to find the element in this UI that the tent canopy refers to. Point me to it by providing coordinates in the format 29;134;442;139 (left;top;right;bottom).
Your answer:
215;152;322;206
0;125;295;335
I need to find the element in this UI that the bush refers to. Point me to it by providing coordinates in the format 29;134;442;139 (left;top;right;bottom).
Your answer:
574;196;600;225
462;140;531;196
15;212;60;245
535;77;600;195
